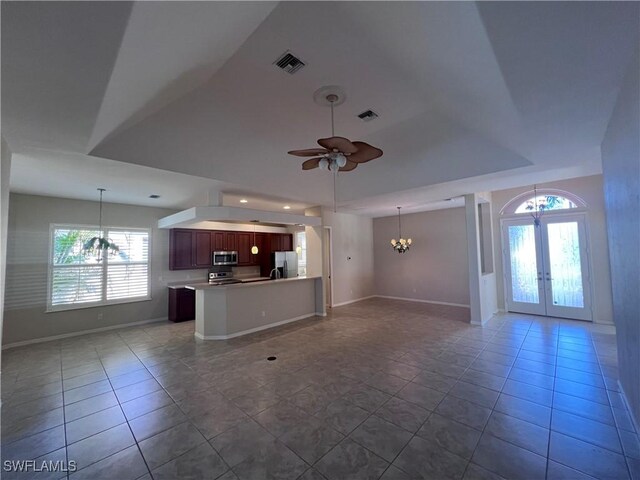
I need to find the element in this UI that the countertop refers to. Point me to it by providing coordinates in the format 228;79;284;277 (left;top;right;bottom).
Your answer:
184;276;320;290
167;276;271;289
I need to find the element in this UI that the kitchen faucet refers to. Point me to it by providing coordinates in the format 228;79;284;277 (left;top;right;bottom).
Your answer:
270;268;281;279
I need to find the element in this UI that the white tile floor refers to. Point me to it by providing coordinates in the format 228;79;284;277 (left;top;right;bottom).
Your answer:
1;298;638;479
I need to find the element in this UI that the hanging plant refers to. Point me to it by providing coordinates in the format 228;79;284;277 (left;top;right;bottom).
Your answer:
81;188;119;261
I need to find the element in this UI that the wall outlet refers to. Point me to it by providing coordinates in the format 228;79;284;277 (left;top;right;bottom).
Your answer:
413;288;417;293
261;311;266;317
97;313;103;321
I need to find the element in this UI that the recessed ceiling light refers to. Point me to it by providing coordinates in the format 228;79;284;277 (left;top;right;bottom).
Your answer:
149;194;161;199
240;199;248;203
283;205;291;210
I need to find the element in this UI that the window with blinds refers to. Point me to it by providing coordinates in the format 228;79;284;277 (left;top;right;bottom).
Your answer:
49;225;150;311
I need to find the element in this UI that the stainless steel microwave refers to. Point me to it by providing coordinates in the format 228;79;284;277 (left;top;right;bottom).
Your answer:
212;251;238;266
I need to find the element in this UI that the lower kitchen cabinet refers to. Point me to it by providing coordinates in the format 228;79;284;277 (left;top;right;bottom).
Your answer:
168;287;195;322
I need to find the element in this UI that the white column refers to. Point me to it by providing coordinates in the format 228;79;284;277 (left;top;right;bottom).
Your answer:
465;193;498;325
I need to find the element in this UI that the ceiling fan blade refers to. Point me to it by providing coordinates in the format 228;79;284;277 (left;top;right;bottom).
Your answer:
317;136;358;154
348;142;383;163
288;148;328;157
339;160;358;172
302;157;322;170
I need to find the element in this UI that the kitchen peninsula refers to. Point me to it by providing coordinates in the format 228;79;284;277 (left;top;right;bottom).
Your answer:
186;276;324;340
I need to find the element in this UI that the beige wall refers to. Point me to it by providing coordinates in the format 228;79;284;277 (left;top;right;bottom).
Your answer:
322;209;375;306
491;175;614;324
373;207;470;306
601;47;639;426
3;193;202;346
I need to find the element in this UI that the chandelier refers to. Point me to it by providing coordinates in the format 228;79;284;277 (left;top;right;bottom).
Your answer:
82;188;119;261
390;206;411;253
525;185;547;227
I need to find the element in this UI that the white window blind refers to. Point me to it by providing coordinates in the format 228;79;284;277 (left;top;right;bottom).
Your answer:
49;225;150;311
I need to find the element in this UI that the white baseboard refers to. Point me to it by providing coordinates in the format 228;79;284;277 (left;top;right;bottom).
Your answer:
2;317;168;350
618;380;640;433
332;296;377;308
194;312;319;340
375;295;470;309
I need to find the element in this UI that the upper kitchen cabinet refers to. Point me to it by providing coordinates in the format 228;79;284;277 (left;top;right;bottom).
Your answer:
169;229;194;270
193;231;213;267
169;229;213;269
268;233;293;252
269;233;282;253
169;229;293;270
236;232;253;265
281;234;292;251
213;231;225;251
225;232;238;252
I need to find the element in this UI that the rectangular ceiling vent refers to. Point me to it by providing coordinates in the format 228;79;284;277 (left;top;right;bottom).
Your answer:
274;51;306;74
357;110;379;122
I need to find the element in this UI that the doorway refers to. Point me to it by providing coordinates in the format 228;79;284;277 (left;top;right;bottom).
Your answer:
323;227;333;309
502;213;593;321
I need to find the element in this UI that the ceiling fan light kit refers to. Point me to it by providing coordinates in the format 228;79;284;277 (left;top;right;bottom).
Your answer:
288;86;383;174
288;86;384;212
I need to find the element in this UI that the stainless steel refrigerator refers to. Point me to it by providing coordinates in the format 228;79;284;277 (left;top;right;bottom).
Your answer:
272;251;298;278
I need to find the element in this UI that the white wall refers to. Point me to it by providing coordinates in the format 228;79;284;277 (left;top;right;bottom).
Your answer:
601;47;639;426
373;207;470;307
322;209;375;306
1;139;13;373
491;175;614;324
2;193;202;346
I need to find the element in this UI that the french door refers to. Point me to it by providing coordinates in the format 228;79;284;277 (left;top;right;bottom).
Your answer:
502;213;592;321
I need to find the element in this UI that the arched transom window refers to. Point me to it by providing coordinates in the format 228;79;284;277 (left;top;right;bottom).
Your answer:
501;188;587;216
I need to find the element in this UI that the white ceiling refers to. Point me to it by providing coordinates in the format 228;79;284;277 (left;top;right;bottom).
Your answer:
2;1;638;218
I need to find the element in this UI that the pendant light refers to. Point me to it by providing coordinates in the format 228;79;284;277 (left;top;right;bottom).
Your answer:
527;185;547;227
251;220;259;255
390;206;411;253
82;188;119;261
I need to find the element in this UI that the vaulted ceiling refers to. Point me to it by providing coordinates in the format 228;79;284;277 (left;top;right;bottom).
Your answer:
2;1;638;216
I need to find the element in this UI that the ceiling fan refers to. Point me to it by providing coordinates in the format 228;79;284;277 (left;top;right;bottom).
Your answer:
288;87;383;172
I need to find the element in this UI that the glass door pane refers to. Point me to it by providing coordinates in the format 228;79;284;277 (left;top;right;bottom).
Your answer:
546;222;584;308
508;225;539;304
503;220;545;316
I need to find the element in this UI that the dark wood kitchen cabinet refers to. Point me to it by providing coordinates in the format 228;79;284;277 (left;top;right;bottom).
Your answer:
225;232;238;252
213;231;225;251
281;234;292;251
168;287;195;322
237;232;252;265
169;229;293;270
169;229;194;270
193;231;213;267
268;233;293;253
269;233;282;253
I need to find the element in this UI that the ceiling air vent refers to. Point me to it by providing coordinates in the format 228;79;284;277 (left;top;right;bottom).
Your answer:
274;51;306;74
357;109;379;122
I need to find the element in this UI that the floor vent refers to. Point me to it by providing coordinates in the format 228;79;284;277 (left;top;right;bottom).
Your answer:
274;51;306;74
